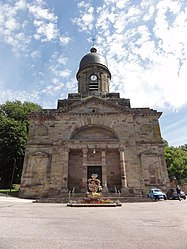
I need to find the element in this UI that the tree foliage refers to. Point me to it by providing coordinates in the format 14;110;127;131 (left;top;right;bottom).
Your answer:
164;143;187;182
0;101;41;188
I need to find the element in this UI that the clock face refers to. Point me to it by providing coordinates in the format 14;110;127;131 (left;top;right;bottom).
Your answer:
90;74;97;81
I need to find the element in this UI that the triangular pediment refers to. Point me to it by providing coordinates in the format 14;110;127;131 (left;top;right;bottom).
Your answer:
57;97;128;114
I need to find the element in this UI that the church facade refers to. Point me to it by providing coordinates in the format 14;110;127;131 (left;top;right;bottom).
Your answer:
19;47;170;198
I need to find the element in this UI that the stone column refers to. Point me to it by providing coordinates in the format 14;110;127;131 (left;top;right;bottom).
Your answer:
101;149;108;192
62;148;70;193
119;147;128;192
82;148;88;192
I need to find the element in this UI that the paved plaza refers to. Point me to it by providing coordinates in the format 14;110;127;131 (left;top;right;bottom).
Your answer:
0;196;187;249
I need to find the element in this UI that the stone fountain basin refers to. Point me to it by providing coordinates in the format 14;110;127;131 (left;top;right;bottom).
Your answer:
67;203;122;207
67;197;122;207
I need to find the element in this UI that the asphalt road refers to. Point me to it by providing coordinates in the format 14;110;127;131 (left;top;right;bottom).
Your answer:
0;196;187;249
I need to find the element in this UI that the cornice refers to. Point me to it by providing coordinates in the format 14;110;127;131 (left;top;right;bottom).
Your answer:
28;97;161;120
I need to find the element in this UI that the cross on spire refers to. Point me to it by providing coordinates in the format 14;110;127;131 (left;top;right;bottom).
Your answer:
92;37;96;47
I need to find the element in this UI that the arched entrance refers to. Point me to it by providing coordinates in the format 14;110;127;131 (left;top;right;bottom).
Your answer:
68;125;121;193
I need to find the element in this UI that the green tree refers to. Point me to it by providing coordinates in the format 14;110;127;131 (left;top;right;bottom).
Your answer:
0;101;41;188
164;144;187;183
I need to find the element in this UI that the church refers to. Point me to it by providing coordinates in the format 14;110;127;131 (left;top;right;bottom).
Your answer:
19;47;170;199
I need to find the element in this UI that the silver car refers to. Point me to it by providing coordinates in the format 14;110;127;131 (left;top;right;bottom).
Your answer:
147;188;167;200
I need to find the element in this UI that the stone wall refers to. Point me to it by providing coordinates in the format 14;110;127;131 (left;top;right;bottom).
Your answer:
106;149;121;192
68;149;83;192
20;96;169;198
181;183;187;193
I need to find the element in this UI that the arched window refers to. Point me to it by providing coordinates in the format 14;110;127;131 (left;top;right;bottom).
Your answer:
71;125;118;140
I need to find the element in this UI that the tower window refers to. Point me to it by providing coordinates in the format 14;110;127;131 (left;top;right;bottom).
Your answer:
89;81;98;91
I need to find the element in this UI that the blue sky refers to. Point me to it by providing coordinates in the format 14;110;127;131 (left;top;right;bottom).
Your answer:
0;0;187;147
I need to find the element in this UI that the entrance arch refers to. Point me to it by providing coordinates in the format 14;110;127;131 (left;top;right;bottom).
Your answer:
68;125;121;193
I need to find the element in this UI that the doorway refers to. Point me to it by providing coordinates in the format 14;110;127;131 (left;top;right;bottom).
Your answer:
87;166;102;185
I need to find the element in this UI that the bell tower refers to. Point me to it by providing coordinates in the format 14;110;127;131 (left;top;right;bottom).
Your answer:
76;47;111;98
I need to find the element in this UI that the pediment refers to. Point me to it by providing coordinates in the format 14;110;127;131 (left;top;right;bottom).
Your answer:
30;152;50;158
57;97;128;114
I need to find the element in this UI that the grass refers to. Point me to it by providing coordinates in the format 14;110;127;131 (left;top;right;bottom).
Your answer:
0;184;20;197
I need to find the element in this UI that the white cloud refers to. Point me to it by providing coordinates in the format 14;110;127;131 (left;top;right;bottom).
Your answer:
0;0;73;106
0;88;40;104
74;0;187;110
0;85;65;110
33;49;73;99
49;66;71;79
5;18;18;30
40;76;77;99
0;0;71;54
116;0;127;9
15;0;27;10
28;3;57;21
143;6;155;21
160;109;187;146
72;2;94;32
31;50;41;59
59;35;71;45
57;55;68;65
39;22;58;41
57;69;71;78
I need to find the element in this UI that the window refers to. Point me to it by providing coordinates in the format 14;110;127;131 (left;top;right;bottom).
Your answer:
89;81;98;91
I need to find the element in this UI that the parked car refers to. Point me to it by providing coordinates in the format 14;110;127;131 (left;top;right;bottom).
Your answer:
167;188;186;200
147;188;167;200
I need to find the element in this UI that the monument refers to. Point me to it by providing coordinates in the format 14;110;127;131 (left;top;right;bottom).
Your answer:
67;173;121;207
19;46;170;200
87;173;102;195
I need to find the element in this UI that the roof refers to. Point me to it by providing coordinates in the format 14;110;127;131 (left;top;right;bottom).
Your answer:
79;47;108;69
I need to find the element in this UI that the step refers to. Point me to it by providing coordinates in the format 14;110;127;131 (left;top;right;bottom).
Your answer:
34;196;153;203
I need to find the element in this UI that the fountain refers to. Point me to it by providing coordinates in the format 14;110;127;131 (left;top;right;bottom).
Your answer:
67;174;122;207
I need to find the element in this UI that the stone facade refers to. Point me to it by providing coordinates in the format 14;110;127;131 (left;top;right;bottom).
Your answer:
19;47;170;198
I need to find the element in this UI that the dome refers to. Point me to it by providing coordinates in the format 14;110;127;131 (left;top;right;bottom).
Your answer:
79;47;108;69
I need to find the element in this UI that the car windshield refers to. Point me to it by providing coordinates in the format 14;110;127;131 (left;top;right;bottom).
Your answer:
153;189;160;192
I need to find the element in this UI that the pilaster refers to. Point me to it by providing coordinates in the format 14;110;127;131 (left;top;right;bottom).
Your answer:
119;147;128;192
82;148;88;192
61;148;70;192
101;149;108;192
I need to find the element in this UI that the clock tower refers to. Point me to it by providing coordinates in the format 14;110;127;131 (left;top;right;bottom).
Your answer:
76;47;111;97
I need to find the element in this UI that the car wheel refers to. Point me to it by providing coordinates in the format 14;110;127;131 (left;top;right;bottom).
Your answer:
183;196;186;200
